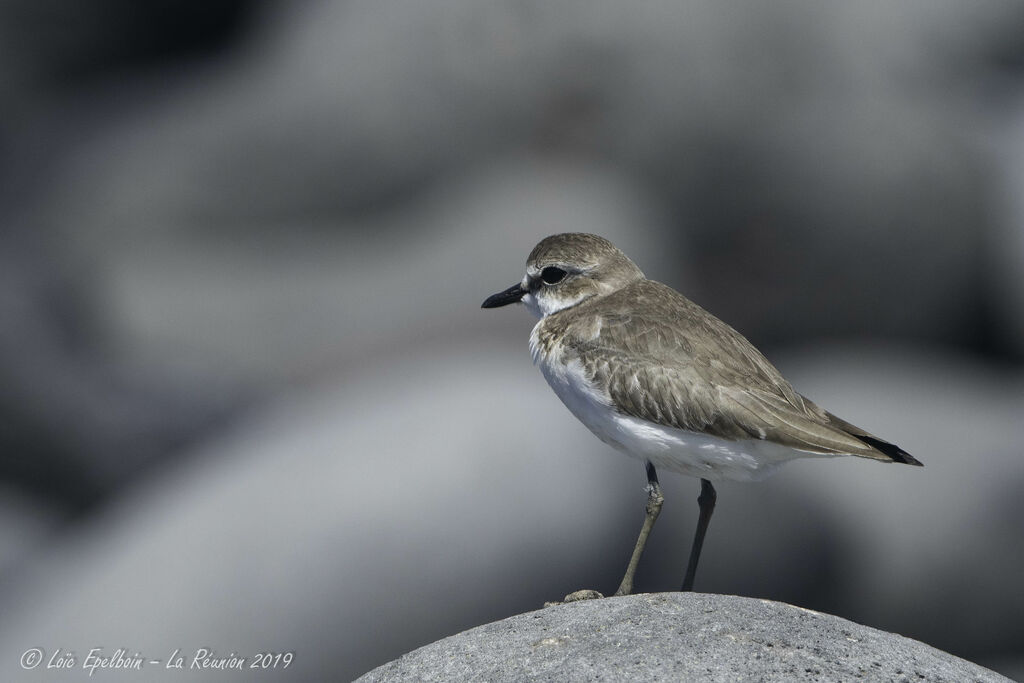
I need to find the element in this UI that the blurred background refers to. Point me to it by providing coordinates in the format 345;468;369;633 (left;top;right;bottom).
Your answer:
0;0;1023;680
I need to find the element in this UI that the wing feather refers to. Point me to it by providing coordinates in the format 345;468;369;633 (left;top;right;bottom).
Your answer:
555;280;901;461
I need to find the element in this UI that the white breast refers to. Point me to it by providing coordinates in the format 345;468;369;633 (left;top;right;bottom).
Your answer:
529;323;828;482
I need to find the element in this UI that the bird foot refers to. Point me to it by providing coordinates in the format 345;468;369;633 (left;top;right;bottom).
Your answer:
543;589;604;607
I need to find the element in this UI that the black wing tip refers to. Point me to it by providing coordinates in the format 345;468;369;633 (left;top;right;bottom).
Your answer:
856;435;923;467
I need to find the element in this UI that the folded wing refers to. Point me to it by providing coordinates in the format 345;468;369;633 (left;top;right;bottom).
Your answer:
566;281;920;465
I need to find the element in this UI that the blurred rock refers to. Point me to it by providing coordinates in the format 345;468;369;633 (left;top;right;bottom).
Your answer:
30;0;1024;358
0;0;256;96
0;485;59;582
356;593;1011;682
991;88;1024;359
0;232;241;510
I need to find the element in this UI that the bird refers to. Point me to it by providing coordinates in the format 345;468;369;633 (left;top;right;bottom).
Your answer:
481;232;921;599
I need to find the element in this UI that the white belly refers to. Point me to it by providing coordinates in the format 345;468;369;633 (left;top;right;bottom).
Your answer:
532;337;827;482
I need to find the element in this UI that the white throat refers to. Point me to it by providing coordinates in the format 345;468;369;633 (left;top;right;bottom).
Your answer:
522;291;552;319
520;276;593;319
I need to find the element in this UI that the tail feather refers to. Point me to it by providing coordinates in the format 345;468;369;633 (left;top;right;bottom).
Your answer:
823;410;923;466
850;434;923;467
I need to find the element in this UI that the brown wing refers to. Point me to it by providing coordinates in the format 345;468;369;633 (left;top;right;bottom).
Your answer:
559;280;919;464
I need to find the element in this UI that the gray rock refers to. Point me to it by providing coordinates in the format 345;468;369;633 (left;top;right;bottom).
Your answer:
356;593;1010;682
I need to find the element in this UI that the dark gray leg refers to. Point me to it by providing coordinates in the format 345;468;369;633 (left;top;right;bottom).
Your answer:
613;461;664;597
681;478;716;592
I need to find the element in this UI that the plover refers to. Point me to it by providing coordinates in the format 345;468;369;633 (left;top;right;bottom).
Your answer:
482;233;921;598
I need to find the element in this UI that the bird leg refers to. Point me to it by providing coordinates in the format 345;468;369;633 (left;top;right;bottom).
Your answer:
545;461;663;606
613;461;664;597
681;478;716;592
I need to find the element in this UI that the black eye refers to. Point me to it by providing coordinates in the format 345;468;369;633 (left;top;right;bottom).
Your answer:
541;266;567;285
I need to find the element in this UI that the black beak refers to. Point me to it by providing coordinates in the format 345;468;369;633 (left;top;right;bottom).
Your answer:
481;283;526;308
